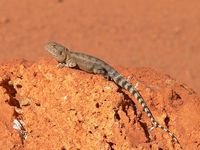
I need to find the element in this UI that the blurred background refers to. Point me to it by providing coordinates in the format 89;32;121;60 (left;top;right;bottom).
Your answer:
0;0;199;93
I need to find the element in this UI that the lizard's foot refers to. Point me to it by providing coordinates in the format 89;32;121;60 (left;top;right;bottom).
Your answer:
57;63;66;68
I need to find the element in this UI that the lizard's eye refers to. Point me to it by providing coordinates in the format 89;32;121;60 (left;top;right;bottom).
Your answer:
59;51;63;55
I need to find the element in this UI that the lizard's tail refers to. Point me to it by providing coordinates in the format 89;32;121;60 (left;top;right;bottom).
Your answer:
152;124;182;148
110;72;182;148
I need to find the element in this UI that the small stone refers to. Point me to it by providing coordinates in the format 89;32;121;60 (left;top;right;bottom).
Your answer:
19;99;31;107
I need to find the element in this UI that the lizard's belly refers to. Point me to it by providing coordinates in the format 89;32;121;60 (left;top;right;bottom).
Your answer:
77;63;94;73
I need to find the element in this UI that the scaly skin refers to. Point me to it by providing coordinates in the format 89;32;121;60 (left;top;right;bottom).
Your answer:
45;41;182;148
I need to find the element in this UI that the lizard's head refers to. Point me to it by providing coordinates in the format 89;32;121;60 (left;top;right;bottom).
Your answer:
45;41;70;63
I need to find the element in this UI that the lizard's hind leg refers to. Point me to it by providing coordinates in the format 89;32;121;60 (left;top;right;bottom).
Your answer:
93;67;111;80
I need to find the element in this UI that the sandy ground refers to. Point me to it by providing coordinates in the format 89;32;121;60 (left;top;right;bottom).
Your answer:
0;0;200;149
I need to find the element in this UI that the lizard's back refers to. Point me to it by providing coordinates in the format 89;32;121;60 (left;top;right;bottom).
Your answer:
70;51;114;74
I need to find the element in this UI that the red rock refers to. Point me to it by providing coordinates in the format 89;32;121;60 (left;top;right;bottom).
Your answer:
0;60;199;149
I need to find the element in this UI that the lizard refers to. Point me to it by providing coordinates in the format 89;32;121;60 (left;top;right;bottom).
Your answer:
45;41;182;148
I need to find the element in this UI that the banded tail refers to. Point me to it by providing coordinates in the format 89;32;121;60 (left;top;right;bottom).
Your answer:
108;69;181;146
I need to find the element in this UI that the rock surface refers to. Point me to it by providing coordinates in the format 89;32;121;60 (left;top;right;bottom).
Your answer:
0;59;199;149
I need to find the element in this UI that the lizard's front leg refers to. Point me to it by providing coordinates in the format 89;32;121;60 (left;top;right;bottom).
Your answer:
57;58;77;68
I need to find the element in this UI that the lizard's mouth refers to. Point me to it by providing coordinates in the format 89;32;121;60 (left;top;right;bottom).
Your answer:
47;48;58;57
45;44;58;56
